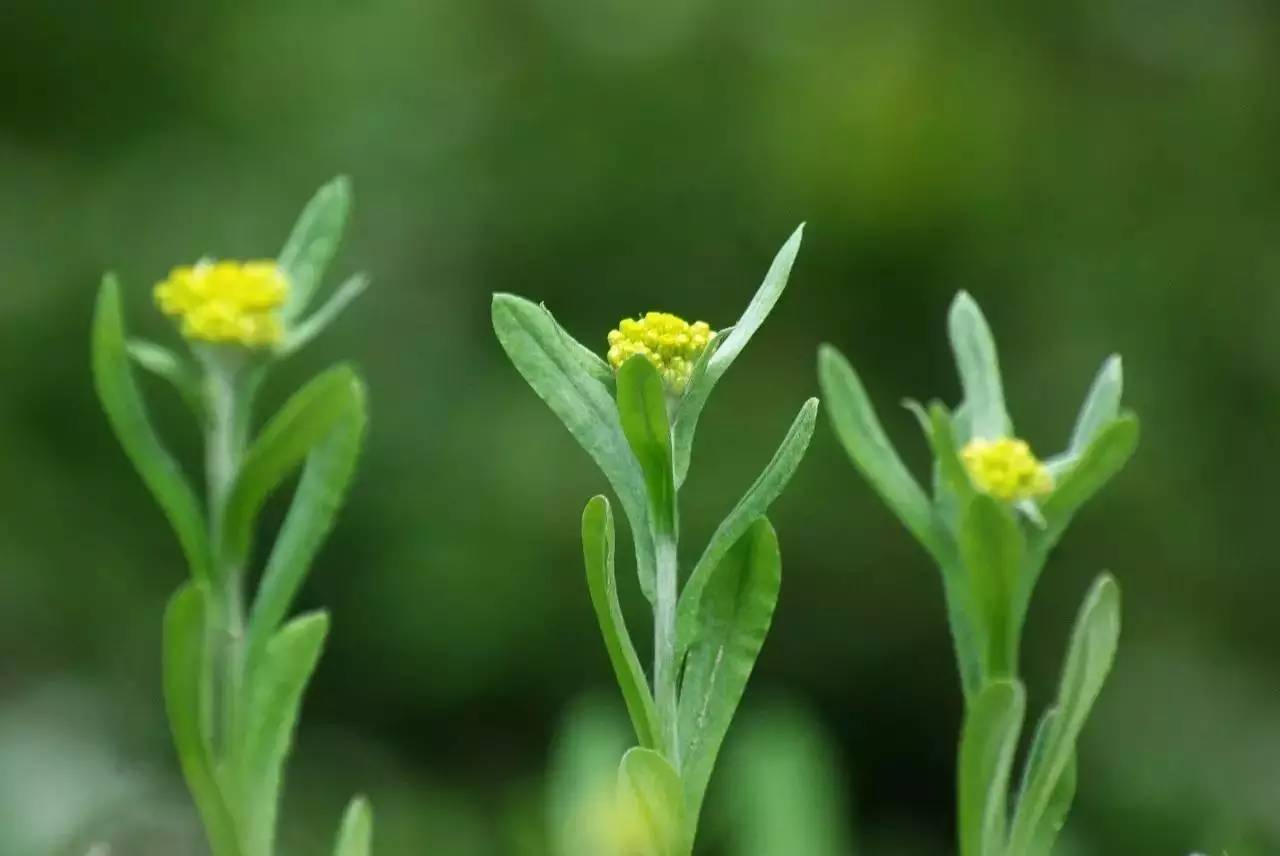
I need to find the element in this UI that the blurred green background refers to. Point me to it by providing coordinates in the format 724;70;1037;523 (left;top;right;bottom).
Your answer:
2;0;1279;853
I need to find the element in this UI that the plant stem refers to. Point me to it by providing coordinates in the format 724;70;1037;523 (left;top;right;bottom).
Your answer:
653;529;680;768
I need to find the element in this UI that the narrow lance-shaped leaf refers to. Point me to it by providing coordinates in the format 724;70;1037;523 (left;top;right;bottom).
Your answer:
960;496;1024;681
617;747;688;856
245;379;366;673
236;611;330;856
93;276;212;582
948;292;1009;440
221;365;364;576
582;497;662;750
280;176;351;321
675;398;816;652
1066;356;1123;460
616;356;676;533
958;680;1025;856
818;344;941;558
1006;575;1121;854
128;338;207;422
163;584;243;856
492;293;657;600
280;274;369;356
677;518;781;833
672;225;804;487
333;796;373;856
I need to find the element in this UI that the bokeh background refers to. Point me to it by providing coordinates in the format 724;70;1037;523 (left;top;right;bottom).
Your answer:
2;0;1279;853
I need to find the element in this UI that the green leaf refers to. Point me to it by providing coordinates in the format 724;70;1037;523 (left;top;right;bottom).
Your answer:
128;338;206;421
818;344;940;557
492;293;657;600
280;274;369;356
581;497;662;751
616;355;676;533
617;747;688;856
672;225;804;487
1006;575;1121;854
93;276;212;582
547;694;635;856
245;371;366;673
1067;355;1123;458
1030;749;1076;856
959;496;1024;681
163;584;243;856
236;611;330;856
947;292;1008;440
675;398;816;652
958;680;1025;856
222;365;365;578
333;796;373;856
677;518;781;833
925;401;976;505
280;176;351;321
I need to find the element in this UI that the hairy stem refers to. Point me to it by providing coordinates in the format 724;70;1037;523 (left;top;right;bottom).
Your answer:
653;530;680;768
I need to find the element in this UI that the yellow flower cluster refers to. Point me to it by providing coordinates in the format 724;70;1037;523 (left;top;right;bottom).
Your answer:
961;436;1054;503
606;311;716;393
154;261;289;348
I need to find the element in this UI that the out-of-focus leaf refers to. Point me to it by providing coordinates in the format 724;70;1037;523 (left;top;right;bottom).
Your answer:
616;355;675;533
672;226;804;487
221;365;364;577
236;611;329;856
547;694;634;856
960;496;1024;681
280;274;369;356
333;796;373;856
127;338;206;421
675;398;815;652
492;293;657;600
163;584;242;856
677;518;780;832
1007;575;1121;854
958;680;1024;856
245;372;366;672
1065;356;1123;461
617;747;687;856
818;344;941;558
93;276;212;582
947;292;1009;440
582;496;661;750
280;176;351;321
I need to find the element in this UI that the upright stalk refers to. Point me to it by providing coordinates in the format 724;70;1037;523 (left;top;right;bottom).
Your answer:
652;528;680;767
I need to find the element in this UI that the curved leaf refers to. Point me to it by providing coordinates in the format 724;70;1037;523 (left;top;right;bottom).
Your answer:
677;518;780;832
617;747;687;856
582;496;661;750
163;584;243;856
1068;356;1123;459
675;398;816;652
958;680;1025;856
128;338;206;422
237;611;330;856
492;293;656;600
672;225;804;487
616;356;675;534
333;796;373;856
947;292;1008;440
280;176;351;321
93;276;212;582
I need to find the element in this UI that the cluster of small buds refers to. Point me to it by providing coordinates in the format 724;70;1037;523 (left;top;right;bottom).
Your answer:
154;260;289;348
961;436;1054;503
606;311;716;393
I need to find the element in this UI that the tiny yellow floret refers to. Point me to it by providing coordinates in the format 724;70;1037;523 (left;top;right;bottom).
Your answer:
154;260;289;348
961;437;1054;502
606;311;715;393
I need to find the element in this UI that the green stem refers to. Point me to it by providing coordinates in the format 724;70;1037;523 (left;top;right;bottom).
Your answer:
653;530;680;767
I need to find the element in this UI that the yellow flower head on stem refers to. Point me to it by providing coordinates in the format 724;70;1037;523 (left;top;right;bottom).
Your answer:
961;436;1054;503
606;311;715;393
154;260;289;348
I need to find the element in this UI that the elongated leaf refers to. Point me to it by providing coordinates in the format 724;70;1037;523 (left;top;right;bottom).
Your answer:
582;497;661;750
333;796;373;856
94;276;212;582
547;694;635;856
280;176;351;321
493;293;657;600
948;292;1008;440
221;365;364;576
245;375;366;672
617;747;687;856
675;398;816;652
926;401;976;505
1068;356;1123;456
237;611;330;856
818;344;941;558
616;356;676;533
958;680;1025;856
1006;575;1121;854
677;518;780;832
960;496;1024;681
128;338;206;421
281;274;369;356
1029;750;1076;856
672;226;804;487
163;584;243;856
